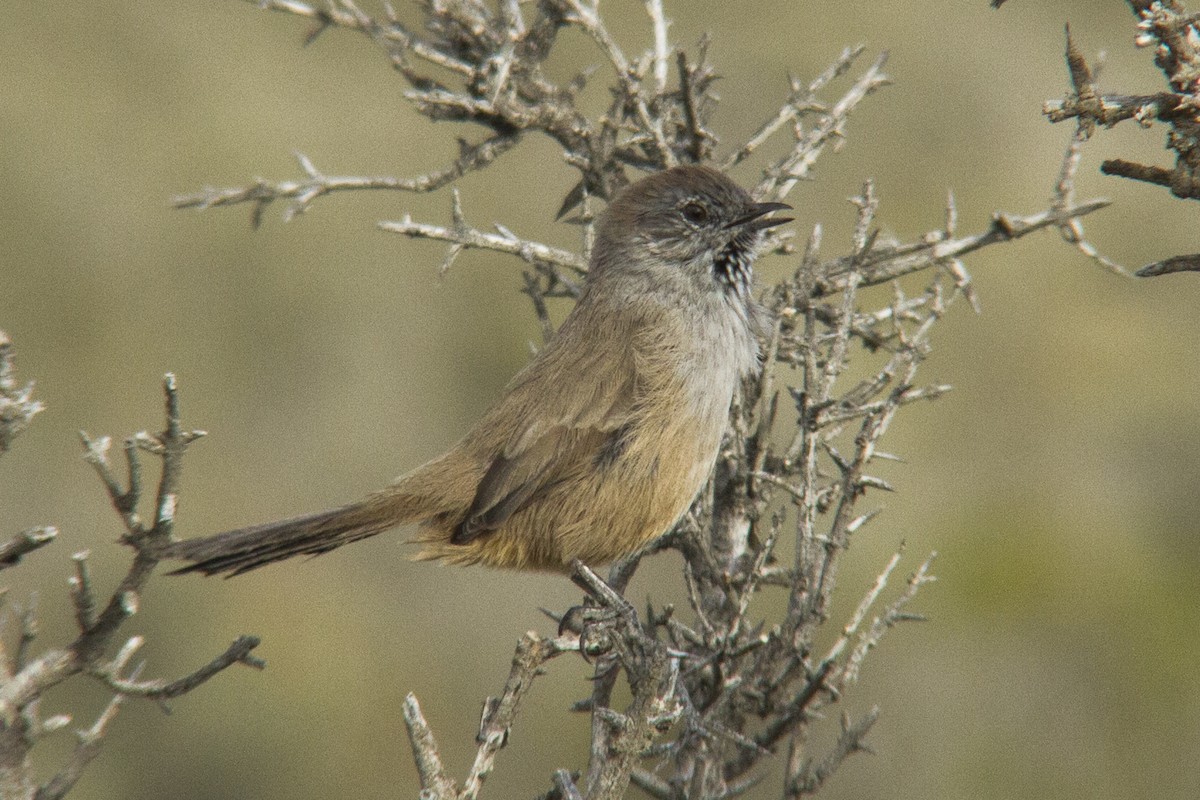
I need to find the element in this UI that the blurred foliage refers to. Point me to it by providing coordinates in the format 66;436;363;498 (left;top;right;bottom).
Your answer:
1;1;1197;799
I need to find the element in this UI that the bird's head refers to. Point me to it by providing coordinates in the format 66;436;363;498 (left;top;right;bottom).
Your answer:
591;165;792;299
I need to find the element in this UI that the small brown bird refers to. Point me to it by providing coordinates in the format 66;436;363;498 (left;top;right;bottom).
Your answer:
164;165;790;576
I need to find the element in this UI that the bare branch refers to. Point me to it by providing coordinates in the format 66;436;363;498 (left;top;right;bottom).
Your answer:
0;528;57;571
552;768;584;800
89;636;264;702
644;0;671;92
0;369;261;800
569;561;680;800
786;709;879;797
240;0;476;75
723;46;866;171
822;546;904;674
461;633;573;800
755;52;892;203
34;691;125;800
1053;129;1128;275
174;136;519;224
810;198;1110;297
379;211;587;286
67;552;96;633
843;552;937;687
401;693;456;800
1044;8;1200;268
0;330;44;454
402;631;574;800
1136;252;1200;276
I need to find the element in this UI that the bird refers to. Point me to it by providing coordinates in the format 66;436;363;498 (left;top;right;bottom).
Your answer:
163;165;791;577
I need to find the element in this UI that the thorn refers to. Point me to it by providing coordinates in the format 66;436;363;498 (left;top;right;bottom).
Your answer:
450;187;466;230
294;151;320;179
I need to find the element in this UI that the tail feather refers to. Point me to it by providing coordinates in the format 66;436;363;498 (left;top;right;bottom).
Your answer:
164;451;481;576
163;500;402;577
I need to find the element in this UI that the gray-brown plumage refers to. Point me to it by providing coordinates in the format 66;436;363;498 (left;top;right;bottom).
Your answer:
164;165;790;576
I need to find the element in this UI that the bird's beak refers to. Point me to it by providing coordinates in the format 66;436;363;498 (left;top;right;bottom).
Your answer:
727;201;793;231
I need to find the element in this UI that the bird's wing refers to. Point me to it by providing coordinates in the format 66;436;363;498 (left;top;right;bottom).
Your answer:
452;324;639;545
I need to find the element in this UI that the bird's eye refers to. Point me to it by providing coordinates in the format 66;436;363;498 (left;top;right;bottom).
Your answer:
680;201;710;226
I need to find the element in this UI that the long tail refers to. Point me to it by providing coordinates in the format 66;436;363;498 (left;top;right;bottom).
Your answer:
162;496;408;577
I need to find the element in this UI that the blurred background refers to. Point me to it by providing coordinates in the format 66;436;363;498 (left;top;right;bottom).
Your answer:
2;1;1198;798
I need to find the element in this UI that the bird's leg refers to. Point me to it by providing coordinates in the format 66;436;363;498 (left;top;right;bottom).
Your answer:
563;560;645;661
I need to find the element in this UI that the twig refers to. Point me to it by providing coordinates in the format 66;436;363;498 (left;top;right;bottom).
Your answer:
1136;252;1200;276
0;330;44;454
522;272;557;344
842;552;937;687
811;199;1111;297
379;213;587;283
68;551;96;632
241;0;475;75
15;594;39;673
79;434;144;537
756;51;892;202
0;372;257;800
1045;39;1130;278
401;694;456;800
90;636;264;702
0;527;57;570
174;137;519;224
1043;5;1200;281
401;632;574;800
676;52;713;162
821;546;904;675
644;0;671;92
723;46;866;171
34;691;126;800
552;768;584;800
786;709;879;797
461;633;573;800
558;0;675;168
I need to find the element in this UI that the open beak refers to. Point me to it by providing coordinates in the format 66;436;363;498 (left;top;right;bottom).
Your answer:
726;201;793;231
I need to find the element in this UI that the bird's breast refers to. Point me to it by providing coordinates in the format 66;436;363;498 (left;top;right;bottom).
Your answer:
630;293;759;478
674;294;760;420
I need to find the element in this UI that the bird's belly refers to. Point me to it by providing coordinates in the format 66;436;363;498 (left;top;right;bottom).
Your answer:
512;414;724;568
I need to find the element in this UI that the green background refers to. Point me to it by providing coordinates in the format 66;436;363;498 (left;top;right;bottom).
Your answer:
2;2;1197;798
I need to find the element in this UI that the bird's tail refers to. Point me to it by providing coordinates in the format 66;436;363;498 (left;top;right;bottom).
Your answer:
161;493;414;577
